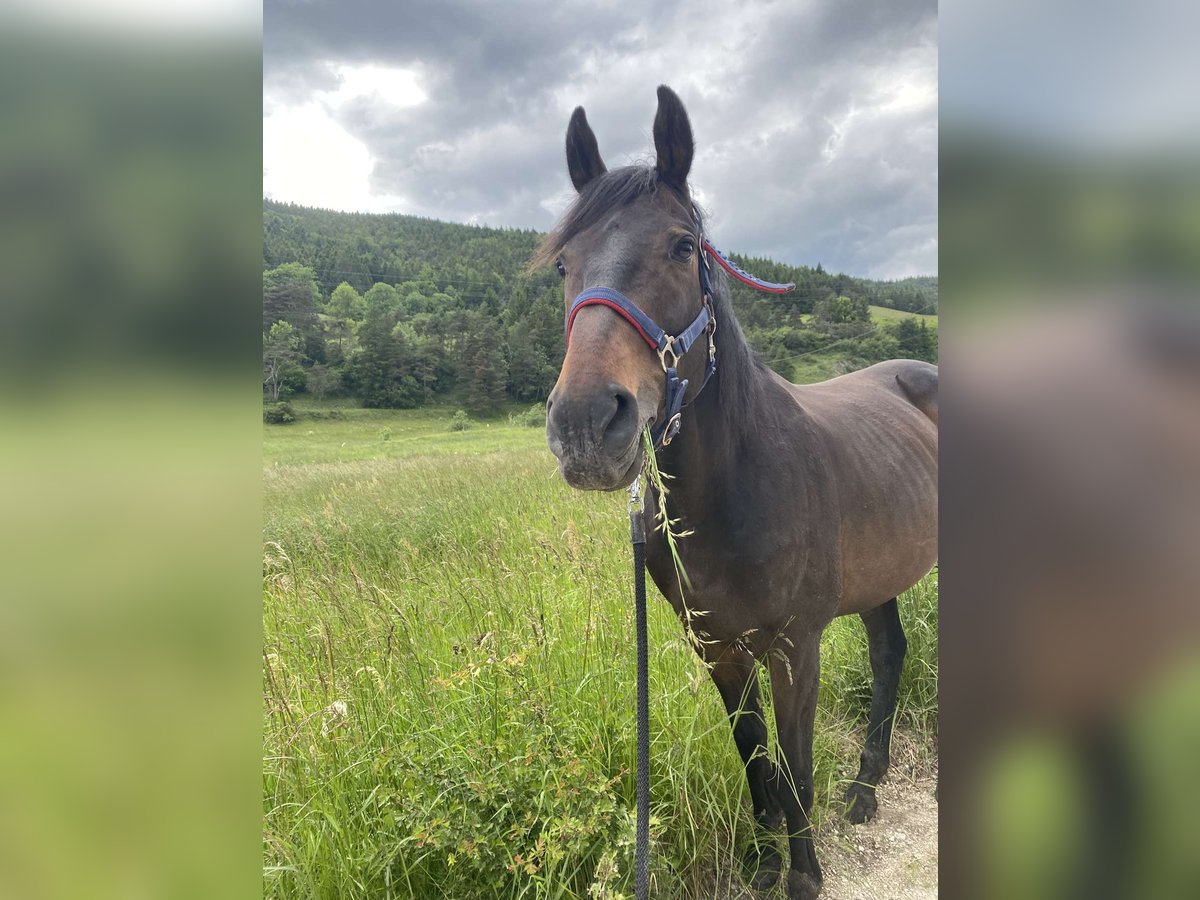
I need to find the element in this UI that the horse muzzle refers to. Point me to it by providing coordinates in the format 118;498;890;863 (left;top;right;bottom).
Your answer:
546;383;644;490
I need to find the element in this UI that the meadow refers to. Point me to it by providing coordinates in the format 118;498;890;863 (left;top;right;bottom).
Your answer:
868;305;938;327
263;403;938;899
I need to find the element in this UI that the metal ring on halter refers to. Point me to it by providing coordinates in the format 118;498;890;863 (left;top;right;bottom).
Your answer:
657;339;680;371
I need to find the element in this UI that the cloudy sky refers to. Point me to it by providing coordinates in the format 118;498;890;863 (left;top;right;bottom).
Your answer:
264;0;937;279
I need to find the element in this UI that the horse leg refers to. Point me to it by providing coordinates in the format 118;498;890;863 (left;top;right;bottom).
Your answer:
1072;722;1134;900
769;637;823;900
706;647;784;888
845;597;908;824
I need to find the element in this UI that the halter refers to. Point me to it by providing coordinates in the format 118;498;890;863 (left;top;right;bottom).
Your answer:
565;208;794;449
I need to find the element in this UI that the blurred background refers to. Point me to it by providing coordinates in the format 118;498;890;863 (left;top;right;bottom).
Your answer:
941;1;1200;898
0;3;263;899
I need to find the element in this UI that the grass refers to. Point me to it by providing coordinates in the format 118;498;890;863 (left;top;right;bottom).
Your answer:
787;355;845;385
868;305;938;326
263;405;938;899
793;306;937;328
264;402;541;466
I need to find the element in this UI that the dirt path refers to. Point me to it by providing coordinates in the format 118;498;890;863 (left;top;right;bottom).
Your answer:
818;772;938;900
706;766;939;899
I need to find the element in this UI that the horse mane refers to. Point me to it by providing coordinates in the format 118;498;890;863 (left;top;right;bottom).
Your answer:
705;256;772;437
530;163;769;435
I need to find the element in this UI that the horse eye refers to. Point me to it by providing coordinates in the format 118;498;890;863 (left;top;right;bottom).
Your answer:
673;237;695;261
555;259;566;278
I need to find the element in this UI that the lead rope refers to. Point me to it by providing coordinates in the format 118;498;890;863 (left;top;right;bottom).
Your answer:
628;475;650;899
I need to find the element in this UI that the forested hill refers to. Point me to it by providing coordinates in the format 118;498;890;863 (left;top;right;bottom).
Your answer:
262;199;937;412
264;199;937;315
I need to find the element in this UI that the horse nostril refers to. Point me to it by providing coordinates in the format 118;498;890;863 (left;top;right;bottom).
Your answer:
547;385;638;458
601;385;639;453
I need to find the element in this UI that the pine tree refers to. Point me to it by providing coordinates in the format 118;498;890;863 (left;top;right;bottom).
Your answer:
467;342;508;414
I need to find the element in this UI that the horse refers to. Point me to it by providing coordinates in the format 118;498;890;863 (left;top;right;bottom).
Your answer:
535;86;938;900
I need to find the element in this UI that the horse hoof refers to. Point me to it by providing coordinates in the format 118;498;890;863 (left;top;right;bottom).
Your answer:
786;870;822;900
845;785;878;824
745;843;782;890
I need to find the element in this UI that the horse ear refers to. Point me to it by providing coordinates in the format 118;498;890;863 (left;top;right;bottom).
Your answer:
566;107;606;192
653;85;694;190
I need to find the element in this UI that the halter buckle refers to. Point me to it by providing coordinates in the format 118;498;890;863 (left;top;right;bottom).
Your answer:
657;338;680;371
706;301;718;361
659;412;683;447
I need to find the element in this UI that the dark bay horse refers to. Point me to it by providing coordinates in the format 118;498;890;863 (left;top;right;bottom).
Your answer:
536;86;938;900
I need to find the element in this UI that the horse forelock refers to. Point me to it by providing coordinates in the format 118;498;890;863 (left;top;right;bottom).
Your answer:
530;165;688;272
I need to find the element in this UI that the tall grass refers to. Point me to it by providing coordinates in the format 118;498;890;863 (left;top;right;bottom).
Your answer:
263;408;937;899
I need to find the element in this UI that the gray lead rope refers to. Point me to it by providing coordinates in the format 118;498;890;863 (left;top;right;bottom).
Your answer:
628;476;650;899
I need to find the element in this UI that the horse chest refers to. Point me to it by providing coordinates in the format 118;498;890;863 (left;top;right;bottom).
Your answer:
645;524;839;645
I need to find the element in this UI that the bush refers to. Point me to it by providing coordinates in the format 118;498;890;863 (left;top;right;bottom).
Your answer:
360;375;421;409
305;363;343;401
853;330;901;364
509;403;546;428
263;402;296;425
449;410;471;431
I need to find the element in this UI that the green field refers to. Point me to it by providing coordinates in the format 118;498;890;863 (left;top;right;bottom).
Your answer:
263;404;938;899
793;306;937;328
869;304;938;327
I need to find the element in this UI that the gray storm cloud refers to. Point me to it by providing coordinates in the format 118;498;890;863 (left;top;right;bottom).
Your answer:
264;0;937;278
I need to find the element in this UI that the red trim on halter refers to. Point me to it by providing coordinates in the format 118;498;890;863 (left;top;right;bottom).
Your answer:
702;239;794;294
566;297;661;350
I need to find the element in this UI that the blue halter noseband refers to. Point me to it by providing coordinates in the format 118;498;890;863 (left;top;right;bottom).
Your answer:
566;209;794;449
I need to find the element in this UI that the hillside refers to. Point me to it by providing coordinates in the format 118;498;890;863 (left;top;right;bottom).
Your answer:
264;199;937;316
261;199;937;407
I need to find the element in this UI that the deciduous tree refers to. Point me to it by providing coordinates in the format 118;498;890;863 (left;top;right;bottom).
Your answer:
263;321;302;402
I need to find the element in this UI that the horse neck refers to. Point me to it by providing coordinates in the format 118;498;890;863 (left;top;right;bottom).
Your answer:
655;319;771;512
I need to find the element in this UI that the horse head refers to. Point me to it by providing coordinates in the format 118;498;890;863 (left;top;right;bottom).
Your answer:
539;86;713;490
